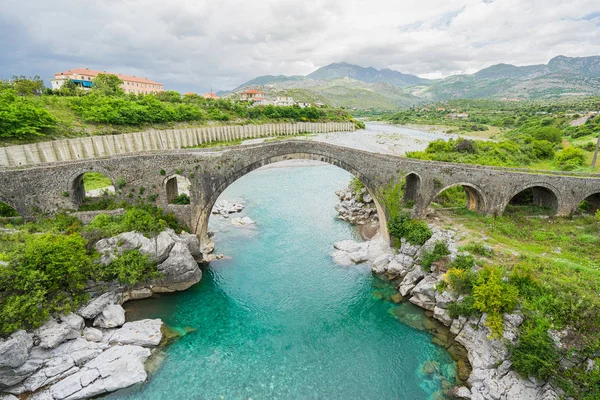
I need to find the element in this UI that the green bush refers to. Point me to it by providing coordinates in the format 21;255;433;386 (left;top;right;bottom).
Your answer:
450;254;476;270
462;242;494;258
472;266;519;337
447;296;479;319
387;212;432;246
0;234;93;335
511;317;560;381
172;193;191;205
100;249;159;285
0;202;19;217
554;147;586;170
421;241;450;271
0;88;56;138
85;205;183;238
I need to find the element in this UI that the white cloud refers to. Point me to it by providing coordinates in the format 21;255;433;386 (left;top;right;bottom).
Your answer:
0;0;598;92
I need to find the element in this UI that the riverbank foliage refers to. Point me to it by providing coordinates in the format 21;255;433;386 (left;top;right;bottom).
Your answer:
0;76;358;145
380;98;600;172
0;204;182;336
436;209;600;399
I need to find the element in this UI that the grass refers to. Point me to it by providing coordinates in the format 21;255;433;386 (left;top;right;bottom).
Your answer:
83;172;113;191
437;209;600;269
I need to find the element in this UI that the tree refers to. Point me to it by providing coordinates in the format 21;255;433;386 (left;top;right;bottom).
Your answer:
592;133;600;169
59;79;79;96
92;73;124;96
11;75;44;96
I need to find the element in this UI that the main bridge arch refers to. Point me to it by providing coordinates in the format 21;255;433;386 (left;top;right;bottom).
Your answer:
191;151;390;244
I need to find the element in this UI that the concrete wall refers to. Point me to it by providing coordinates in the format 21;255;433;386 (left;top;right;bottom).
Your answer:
0;122;355;168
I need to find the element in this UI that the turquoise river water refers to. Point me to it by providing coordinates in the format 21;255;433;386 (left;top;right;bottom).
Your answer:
110;163;456;399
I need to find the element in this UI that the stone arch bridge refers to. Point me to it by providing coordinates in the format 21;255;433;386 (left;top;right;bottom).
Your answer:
0;141;599;245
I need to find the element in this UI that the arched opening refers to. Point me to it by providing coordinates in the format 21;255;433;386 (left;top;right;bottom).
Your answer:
165;174;192;204
577;192;600;215
72;172;115;207
429;184;485;212
0;201;20;218
192;153;388;244
505;186;558;215
403;173;420;208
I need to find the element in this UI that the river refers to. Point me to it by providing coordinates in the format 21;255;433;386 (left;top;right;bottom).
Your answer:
111;162;456;399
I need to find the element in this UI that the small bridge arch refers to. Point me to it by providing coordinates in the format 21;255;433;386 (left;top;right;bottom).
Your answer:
67;166;117;206
427;182;487;212
503;182;561;215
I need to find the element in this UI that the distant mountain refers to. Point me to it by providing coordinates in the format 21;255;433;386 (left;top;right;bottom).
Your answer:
415;55;600;101
227;56;600;110
306;62;429;87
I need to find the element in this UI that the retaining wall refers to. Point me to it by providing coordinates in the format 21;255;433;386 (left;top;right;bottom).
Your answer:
0;122;355;167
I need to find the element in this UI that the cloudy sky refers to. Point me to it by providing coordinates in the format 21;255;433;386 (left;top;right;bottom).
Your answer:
1;0;599;93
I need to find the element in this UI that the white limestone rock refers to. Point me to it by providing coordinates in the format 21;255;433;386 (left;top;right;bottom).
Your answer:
83;328;103;343
95;232;156;265
153;242;201;292
153;230;177;263
0;394;19;400
330;250;354;266
93;305;126;329
333;240;362;253
398;266;425;296
77;292;118;320
408;275;439;311
348;250;369;264
370;254;391;274
59;314;84;332
106;319;163;347
0;330;33;369
231;217;255;226
177;231;202;259
35;319;78;350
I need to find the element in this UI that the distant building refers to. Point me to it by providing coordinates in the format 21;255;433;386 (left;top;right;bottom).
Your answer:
273;96;295;106
239;89;265;102
203;92;219;99
437;107;446;111
420;108;431;112
297;102;311;108
51;68;164;94
184;92;196;96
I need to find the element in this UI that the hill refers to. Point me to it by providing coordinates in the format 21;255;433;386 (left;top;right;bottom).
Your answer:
227;56;600;110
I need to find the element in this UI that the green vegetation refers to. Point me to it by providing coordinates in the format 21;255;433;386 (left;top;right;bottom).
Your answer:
420;241;450;271
387;212;432;246
434;208;600;398
381;98;600;173
82;172;113;191
0;75;358;145
0;204;182;336
172;193;191;205
0;202;19;217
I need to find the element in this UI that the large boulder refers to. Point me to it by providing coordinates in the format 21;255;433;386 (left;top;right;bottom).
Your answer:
330;250;354;266
152;242;201;292
408;275;439;311
95;232;156;265
333;240;362;253
77;292;118;320
34;319;79;350
177;232;202;260
105;319;163;347
93;305;125;329
59;314;84;332
39;345;151;400
0;331;33;369
82;328;103;343
4;338;107;394
398;265;425;296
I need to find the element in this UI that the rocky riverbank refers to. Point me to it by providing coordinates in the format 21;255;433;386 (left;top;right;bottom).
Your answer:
334;187;379;239
332;188;563;400
0;228;204;400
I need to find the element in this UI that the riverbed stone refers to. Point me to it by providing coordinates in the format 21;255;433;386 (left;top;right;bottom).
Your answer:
82;328;103;343
35;319;78;350
0;331;33;369
398;266;425;296
330;250;354;266
371;254;391;274
77;292;118;319
333;240;362;253
59;314;85;332
409;275;439;311
153;242;201;292
93;305;126;329
106;319;163;347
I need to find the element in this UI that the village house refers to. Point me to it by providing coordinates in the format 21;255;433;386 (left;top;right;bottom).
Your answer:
239;89;265;102
51;68;164;95
448;113;469;119
203;92;219;99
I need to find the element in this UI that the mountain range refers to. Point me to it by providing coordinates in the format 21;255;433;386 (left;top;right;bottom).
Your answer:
225;56;600;109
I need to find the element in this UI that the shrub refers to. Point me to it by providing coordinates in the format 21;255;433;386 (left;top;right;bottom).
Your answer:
450;254;476;270
511;317;560;380
387;212;432;246
421;241;450;271
0;202;19;217
447;296;479;318
100;249;159;285
172;193;190;205
445;267;478;294
0;234;93;335
462;242;494;258
554;147;586;171
85;205;183;238
472;266;519;338
0;88;56;138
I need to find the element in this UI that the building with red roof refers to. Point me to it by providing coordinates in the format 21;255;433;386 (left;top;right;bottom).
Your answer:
51;68;164;95
239;89;264;102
